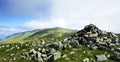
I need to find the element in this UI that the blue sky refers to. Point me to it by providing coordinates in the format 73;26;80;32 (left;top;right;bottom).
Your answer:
0;0;120;37
0;0;50;26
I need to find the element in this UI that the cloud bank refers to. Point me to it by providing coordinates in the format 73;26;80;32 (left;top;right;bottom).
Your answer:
23;0;120;33
0;0;120;37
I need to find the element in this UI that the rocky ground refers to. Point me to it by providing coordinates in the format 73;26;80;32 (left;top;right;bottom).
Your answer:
0;24;120;62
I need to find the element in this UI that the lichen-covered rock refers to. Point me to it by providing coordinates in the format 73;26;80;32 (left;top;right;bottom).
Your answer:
96;54;107;61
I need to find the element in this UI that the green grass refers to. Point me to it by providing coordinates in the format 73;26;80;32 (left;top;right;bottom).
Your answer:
0;42;118;62
1;27;76;44
55;46;117;62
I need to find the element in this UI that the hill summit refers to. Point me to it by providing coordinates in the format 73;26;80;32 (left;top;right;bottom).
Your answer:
19;24;119;62
0;24;119;62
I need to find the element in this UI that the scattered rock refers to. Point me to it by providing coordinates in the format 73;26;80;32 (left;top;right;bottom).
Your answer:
70;51;75;54
13;57;16;61
83;58;89;62
29;49;36;55
91;46;98;50
96;54;107;61
10;53;15;57
65;58;70;60
34;52;43;62
53;51;61;60
83;51;86;54
47;54;54;61
62;54;67;58
3;58;6;61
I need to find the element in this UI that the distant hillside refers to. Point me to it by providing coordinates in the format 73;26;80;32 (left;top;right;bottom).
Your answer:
1;27;77;44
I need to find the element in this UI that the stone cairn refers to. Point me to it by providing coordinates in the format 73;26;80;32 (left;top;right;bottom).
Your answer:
72;24;119;49
21;24;120;62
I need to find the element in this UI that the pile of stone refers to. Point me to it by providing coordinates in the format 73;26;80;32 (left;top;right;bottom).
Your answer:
72;24;119;49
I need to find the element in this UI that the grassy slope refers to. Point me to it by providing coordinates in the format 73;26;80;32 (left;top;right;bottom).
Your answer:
26;27;76;41
1;27;76;44
1;31;36;44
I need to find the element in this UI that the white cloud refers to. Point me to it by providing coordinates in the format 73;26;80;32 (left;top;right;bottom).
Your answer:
0;25;26;36
50;0;120;33
1;0;120;34
22;0;120;33
23;18;67;30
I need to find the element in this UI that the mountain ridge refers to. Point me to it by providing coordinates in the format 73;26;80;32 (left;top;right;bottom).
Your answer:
1;26;120;44
1;27;77;44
